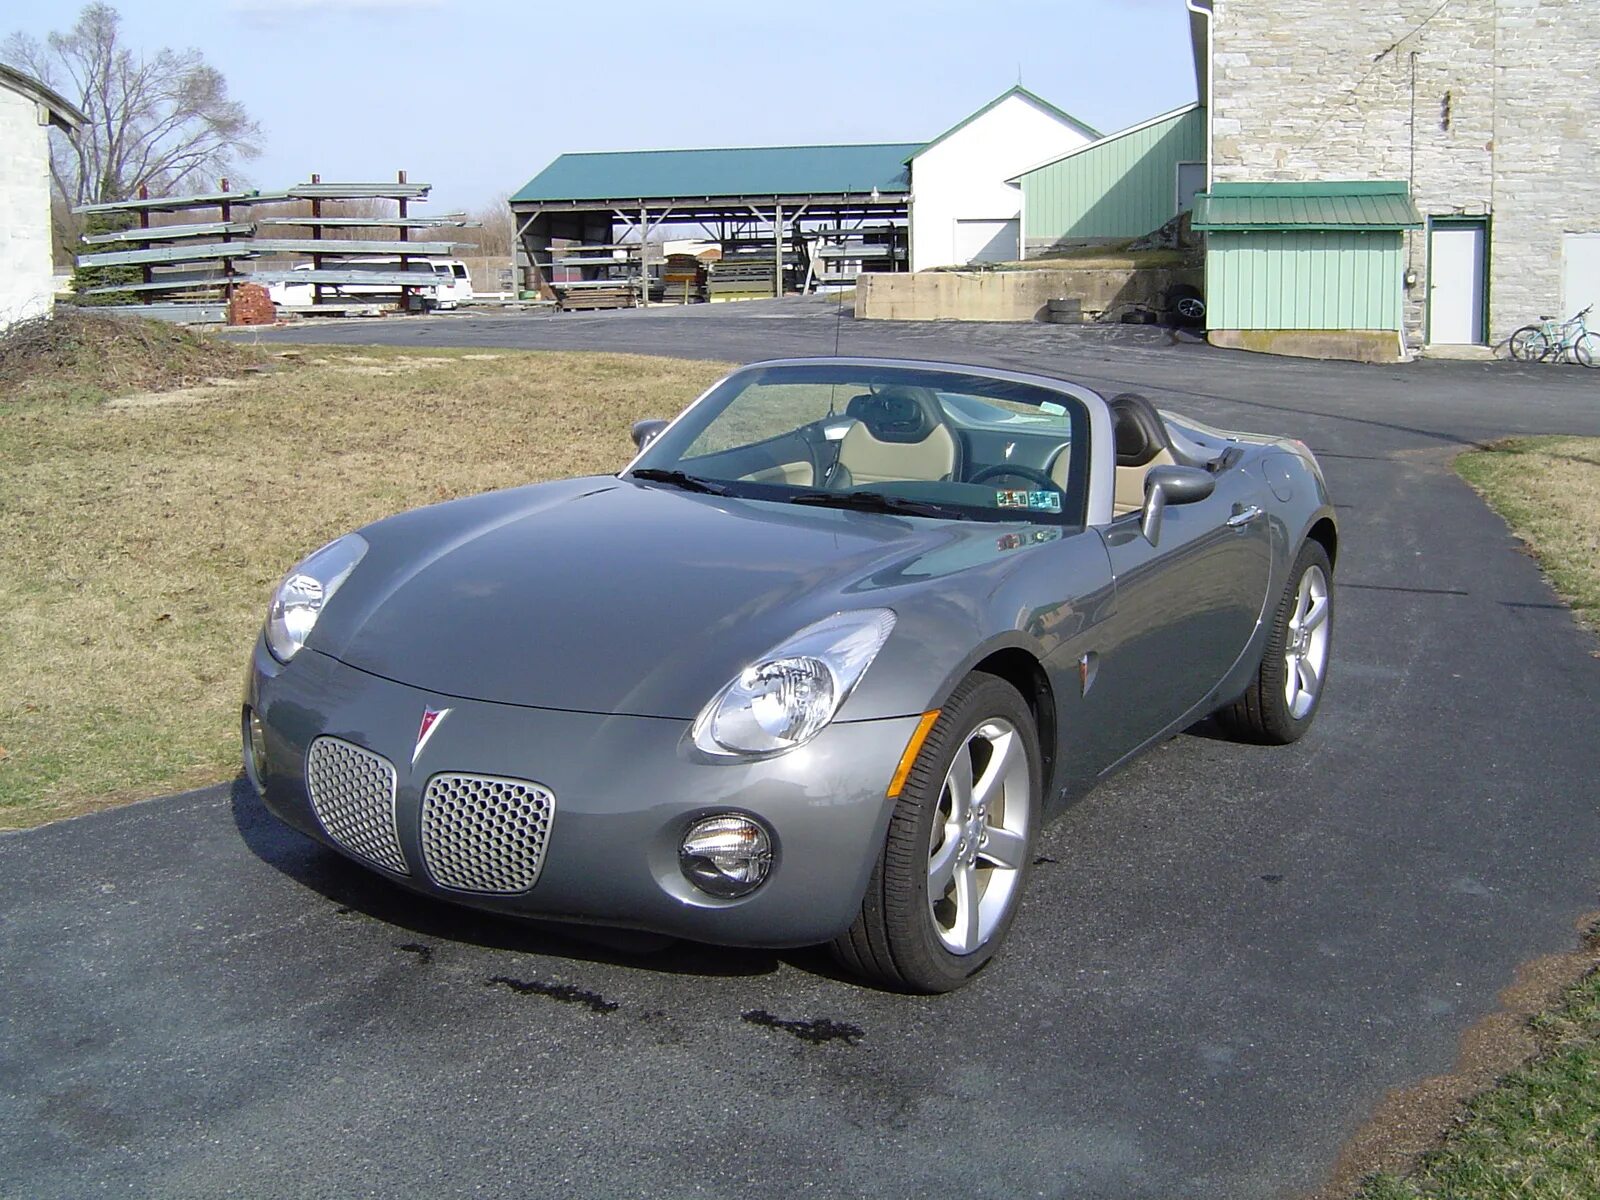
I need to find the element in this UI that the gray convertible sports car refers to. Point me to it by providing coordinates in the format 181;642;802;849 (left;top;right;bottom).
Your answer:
243;357;1335;992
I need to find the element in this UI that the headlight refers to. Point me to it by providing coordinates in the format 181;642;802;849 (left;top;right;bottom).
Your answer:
264;533;367;663
691;609;895;758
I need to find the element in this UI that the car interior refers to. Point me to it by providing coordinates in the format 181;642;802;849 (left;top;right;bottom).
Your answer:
659;376;1226;524
818;387;1209;521
829;390;961;488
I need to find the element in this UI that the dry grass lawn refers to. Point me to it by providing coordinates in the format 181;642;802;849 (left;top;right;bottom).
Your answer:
0;345;728;828
1455;436;1600;633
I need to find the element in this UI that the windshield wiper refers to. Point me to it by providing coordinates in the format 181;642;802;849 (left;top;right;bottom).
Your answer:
788;489;961;519
629;468;732;496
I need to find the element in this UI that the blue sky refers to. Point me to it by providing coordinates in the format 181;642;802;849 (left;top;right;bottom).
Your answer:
8;0;1199;212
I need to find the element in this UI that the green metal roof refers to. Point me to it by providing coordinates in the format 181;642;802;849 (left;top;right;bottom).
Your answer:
905;85;1101;163
511;143;921;204
1193;181;1423;231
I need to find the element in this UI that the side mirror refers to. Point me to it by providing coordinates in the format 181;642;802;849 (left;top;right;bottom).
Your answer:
1140;464;1215;546
631;418;669;451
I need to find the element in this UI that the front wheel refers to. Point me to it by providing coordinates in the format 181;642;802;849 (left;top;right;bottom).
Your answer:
1571;332;1597;368
1219;539;1334;744
832;673;1041;993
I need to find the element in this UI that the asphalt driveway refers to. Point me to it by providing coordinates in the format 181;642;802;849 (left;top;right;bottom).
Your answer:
4;304;1599;1199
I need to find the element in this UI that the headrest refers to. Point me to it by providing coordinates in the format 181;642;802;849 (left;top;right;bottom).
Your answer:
844;388;939;443
1107;392;1172;468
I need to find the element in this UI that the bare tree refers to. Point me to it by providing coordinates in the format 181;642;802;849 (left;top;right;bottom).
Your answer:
2;3;262;205
447;195;515;258
473;195;516;258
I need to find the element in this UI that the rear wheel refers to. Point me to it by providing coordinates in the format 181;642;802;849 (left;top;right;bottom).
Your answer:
832;673;1041;993
1219;540;1333;745
1507;325;1550;361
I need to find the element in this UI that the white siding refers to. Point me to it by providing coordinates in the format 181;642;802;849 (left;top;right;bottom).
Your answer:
1563;233;1600;321
909;94;1092;271
0;85;56;328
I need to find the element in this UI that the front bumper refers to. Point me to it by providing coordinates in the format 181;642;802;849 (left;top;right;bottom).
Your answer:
245;639;919;947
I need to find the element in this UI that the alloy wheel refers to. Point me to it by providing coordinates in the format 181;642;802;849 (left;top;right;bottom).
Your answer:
926;718;1032;955
1284;564;1331;719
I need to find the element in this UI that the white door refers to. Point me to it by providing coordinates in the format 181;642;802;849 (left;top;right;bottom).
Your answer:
1428;221;1486;344
1563;233;1600;320
1176;162;1206;214
954;219;1019;264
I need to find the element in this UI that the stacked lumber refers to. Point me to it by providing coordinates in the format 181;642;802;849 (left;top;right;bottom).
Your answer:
554;282;636;311
709;258;783;300
659;253;706;303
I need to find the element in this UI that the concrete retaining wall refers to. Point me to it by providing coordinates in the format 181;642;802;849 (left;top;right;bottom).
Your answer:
857;266;1201;322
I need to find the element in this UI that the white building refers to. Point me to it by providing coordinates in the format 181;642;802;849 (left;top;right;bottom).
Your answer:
908;86;1099;271
1;63;83;329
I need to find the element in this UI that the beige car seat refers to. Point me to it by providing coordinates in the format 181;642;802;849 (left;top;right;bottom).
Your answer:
1050;392;1178;516
1109;393;1178;516
832;389;959;487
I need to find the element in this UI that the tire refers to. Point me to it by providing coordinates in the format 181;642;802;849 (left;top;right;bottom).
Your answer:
831;673;1041;993
1572;332;1597;368
1218;540;1334;745
1507;324;1550;361
1168;283;1207;328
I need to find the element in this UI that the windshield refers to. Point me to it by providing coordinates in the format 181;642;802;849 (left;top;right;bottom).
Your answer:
629;363;1091;525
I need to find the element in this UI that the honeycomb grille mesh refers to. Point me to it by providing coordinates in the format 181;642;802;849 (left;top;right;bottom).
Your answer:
305;737;408;875
420;773;555;894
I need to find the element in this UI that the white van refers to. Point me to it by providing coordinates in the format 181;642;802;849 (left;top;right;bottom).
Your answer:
265;257;473;309
433;259;474;307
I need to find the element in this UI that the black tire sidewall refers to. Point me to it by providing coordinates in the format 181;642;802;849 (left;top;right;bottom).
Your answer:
1255;541;1334;741
1508;324;1543;360
880;674;1042;992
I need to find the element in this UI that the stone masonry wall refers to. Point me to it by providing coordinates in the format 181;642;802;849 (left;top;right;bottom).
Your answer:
1210;0;1600;344
1491;0;1600;340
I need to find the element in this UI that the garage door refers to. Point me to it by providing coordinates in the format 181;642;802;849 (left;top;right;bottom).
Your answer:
1564;233;1600;320
955;219;1019;264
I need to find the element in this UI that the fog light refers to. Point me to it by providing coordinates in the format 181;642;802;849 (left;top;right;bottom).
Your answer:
679;814;773;898
243;706;268;791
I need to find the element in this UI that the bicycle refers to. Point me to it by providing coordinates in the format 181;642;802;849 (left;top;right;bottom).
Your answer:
1507;305;1597;367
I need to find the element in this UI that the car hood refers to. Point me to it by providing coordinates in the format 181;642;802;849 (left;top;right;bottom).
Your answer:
310;477;1038;719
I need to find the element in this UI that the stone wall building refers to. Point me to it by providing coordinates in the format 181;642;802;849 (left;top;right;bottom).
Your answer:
1200;0;1600;349
0;64;82;330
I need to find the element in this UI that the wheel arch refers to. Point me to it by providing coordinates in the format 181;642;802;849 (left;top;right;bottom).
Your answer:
1305;514;1338;572
968;646;1058;800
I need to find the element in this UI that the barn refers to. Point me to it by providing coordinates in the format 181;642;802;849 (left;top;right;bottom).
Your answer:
508;86;1100;302
905;86;1098;270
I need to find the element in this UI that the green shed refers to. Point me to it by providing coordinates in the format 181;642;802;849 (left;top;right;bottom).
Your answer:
1192;181;1423;353
1011;103;1207;253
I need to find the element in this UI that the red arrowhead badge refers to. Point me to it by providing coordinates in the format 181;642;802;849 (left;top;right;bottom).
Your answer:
412;707;451;765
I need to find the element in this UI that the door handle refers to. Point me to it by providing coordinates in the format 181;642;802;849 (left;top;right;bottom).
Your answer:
1226;505;1264;528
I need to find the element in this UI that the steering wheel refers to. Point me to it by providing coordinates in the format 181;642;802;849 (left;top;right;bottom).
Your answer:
968;463;1063;494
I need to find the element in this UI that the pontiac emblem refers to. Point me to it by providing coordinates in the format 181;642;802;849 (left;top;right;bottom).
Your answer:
412;707;451;764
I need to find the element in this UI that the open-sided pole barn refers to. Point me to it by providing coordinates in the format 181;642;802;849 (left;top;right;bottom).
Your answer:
509;143;918;305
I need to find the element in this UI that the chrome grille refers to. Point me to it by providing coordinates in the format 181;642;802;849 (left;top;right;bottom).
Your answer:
419;773;555;894
305;737;408;875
